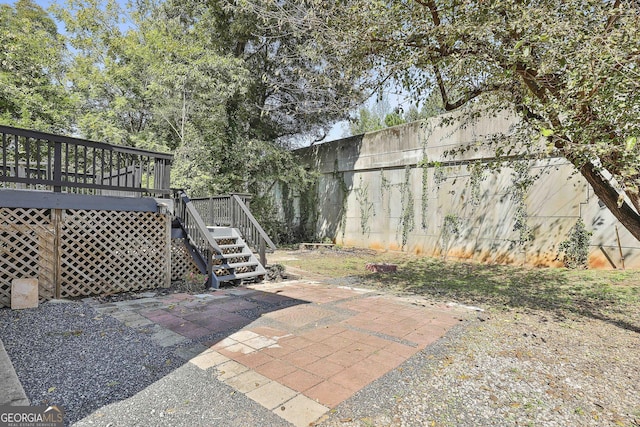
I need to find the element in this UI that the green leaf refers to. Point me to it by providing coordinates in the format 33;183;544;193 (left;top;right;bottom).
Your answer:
541;128;554;137
625;136;637;151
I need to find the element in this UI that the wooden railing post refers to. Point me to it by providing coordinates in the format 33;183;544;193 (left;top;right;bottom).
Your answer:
206;247;214;288
231;197;237;228
53;140;62;193
259;238;267;267
209;196;213;225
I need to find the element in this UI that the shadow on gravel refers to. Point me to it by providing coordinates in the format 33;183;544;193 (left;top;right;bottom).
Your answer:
0;287;307;426
356;258;640;334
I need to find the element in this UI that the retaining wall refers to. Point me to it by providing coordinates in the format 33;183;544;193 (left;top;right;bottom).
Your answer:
287;112;639;269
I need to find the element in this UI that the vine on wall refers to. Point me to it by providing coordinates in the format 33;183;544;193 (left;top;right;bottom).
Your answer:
433;161;447;187
469;161;485;207
333;159;349;241
558;218;592;269
298;175;319;241
380;169;392;217
441;213;461;259
420;127;432;230
354;176;374;236
398;165;415;249
511;161;535;245
420;160;429;230
281;183;295;230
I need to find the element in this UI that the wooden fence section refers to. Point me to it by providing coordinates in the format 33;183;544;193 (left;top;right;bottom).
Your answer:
0;125;172;197
0;207;171;307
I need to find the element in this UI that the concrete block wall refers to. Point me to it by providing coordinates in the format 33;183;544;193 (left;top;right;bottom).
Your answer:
292;111;639;269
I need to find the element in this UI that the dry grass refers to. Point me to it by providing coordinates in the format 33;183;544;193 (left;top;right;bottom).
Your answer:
275;248;640;333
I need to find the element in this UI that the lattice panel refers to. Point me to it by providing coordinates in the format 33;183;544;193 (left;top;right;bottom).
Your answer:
59;210;169;298
171;239;200;281
0;208;55;307
216;238;236;246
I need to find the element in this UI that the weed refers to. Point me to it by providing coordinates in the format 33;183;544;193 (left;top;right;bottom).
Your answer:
558;219;592;269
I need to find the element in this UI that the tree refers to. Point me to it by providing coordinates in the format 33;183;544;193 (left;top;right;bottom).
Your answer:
405;90;445;122
0;0;73;132
51;0;344;224
264;0;640;241
226;0;366;144
347;95;411;135
54;0;253;194
348;107;385;135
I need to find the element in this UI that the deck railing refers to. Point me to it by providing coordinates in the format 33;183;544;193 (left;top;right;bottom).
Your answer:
191;194;276;265
173;190;223;288
0;125;173;197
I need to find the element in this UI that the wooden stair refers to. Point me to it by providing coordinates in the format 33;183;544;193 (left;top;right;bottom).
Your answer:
172;190;273;289
207;226;266;284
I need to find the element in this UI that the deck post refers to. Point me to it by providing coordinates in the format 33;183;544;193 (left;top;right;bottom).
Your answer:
52;208;63;298
53;141;62;193
259;238;267;267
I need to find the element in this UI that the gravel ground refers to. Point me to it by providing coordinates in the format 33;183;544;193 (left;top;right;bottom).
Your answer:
0;301;184;425
319;309;640;427
73;363;286;427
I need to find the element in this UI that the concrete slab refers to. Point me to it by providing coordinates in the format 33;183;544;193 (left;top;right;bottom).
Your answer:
11;278;38;310
189;351;229;370
245;381;297;410
150;328;187;347
0;338;29;406
277;394;329;427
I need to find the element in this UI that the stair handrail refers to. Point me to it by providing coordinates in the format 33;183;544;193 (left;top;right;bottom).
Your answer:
231;194;276;265
174;190;223;287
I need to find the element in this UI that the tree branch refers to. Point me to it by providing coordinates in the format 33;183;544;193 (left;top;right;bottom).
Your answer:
415;0;441;26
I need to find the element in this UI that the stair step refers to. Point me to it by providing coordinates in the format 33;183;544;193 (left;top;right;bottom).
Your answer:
214;261;259;270
214;271;265;282
214;252;253;260
218;243;245;250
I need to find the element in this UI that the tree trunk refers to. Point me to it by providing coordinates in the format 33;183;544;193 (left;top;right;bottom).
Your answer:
580;161;640;241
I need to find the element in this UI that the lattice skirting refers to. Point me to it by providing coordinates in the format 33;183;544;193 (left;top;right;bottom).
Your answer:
0;207;171;307
171;239;200;282
0;208;55;306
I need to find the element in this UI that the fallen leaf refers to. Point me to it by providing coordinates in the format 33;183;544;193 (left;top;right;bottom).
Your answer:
47;387;56;393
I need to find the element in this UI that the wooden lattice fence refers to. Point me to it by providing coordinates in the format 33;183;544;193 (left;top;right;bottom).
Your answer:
170;238;200;282
0;207;171;307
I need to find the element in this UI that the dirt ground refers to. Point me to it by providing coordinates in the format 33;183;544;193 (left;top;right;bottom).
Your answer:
270;248;640;427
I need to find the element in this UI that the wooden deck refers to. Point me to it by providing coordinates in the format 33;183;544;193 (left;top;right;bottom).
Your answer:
0;125;174;307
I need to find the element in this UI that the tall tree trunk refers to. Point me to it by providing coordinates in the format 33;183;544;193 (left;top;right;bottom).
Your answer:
580;161;640;241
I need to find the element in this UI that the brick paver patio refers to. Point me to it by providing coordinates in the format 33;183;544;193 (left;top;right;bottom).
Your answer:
99;280;467;426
